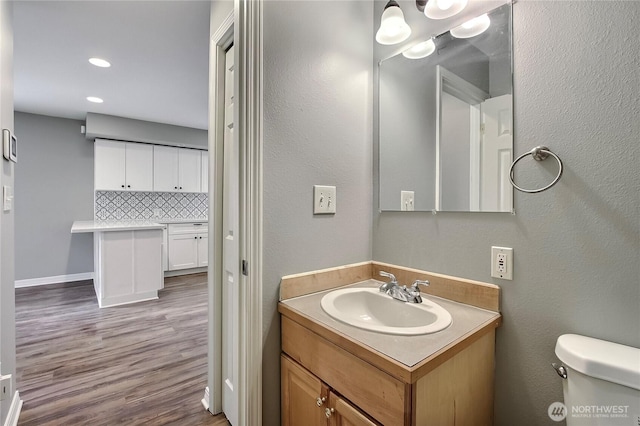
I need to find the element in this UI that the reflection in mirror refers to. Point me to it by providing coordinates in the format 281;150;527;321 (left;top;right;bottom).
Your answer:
379;3;512;212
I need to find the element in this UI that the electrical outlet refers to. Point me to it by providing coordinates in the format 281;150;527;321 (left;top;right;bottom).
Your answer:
401;190;414;211
491;246;513;280
0;375;11;401
313;185;336;215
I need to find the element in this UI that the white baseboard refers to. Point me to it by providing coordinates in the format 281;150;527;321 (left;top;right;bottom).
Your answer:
15;272;94;288
3;391;22;426
164;267;207;278
201;386;210;411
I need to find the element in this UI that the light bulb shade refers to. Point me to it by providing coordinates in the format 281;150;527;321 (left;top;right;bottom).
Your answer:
376;1;412;45
450;14;491;38
424;0;467;20
402;39;436;59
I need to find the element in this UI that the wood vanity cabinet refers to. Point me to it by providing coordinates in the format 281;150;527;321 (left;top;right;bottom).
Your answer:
280;313;496;426
282;355;378;426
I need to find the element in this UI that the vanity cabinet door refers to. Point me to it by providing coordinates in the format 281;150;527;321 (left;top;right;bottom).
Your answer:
281;355;328;426
328;392;379;426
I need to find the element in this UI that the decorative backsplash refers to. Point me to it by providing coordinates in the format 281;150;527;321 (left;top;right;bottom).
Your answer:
95;191;208;220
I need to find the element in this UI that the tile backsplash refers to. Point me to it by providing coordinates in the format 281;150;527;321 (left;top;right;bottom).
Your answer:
95;191;208;220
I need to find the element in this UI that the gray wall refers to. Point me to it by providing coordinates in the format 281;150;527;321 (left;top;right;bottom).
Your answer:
85;113;208;149
14;112;94;281
373;2;640;426
0;0;16;421
262;1;373;423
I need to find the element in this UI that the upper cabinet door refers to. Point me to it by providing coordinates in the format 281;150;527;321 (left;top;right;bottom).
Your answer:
125;143;153;191
95;139;126;190
153;145;180;192
178;149;202;193
201;150;209;193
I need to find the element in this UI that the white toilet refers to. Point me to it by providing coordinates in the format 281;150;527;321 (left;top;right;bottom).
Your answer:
554;334;640;425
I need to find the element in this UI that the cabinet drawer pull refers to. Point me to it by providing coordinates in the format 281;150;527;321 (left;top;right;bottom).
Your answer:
325;408;334;418
316;397;326;407
121;185;125;188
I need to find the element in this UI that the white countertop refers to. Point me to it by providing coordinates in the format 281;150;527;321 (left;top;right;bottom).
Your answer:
281;280;500;368
71;219;208;233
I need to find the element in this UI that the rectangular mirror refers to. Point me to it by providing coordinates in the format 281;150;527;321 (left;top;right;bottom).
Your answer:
379;3;512;212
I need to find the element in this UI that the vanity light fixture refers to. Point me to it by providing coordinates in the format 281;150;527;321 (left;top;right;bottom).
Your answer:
402;38;436;59
423;0;468;20
86;96;104;103
376;0;412;45
88;57;111;68
450;13;491;38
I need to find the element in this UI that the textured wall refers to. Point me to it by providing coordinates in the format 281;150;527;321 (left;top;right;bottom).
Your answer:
0;0;16;420
373;2;640;425
14;112;94;281
262;1;373;423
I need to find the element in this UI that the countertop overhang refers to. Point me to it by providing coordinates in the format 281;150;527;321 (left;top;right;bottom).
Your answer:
279;280;501;384
71;219;208;233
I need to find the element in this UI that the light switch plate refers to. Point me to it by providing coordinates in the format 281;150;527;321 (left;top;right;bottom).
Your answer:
313;185;336;214
401;190;414;211
491;246;513;280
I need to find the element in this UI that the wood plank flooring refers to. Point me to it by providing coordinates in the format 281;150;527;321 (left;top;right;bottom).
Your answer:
16;273;229;426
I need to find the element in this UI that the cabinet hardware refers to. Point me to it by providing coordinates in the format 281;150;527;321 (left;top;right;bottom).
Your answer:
324;408;334;418
316;396;326;407
174;186;178;189
121;185;125;188
242;260;248;276
127;185;131;188
180;186;183;189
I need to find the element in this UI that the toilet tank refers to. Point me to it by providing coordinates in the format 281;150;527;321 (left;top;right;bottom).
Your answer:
555;334;640;426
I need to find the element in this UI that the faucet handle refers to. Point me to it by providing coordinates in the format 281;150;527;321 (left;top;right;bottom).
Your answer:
411;279;429;290
379;271;397;283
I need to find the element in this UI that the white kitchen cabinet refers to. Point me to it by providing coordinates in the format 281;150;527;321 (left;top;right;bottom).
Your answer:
94;139;153;191
93;228;163;307
179;149;202;193
153;146;203;193
167;223;208;271
201;150;209;193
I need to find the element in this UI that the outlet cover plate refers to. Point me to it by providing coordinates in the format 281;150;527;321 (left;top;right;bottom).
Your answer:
491;246;513;280
313;185;336;214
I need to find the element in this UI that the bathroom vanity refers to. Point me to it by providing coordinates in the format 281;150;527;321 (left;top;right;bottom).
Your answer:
279;262;502;425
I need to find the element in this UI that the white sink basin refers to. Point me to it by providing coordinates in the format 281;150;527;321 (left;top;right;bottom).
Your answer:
320;287;452;335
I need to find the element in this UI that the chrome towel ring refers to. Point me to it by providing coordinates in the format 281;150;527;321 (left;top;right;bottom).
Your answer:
509;146;563;193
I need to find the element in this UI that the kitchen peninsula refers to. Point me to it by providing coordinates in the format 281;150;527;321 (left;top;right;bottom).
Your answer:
71;220;165;308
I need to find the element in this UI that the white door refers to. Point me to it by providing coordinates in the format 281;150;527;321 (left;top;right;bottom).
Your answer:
153;145;179;191
221;44;239;426
94;139;126;190
178;148;202;192
167;233;199;270
125;143;153;191
481;94;513;212
197;234;208;267
201;150;209;193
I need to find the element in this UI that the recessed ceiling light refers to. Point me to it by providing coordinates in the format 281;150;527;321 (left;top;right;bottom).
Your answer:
86;96;104;103
89;57;111;68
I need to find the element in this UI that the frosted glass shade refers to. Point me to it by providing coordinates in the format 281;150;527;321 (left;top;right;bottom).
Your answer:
376;2;411;45
402;39;436;59
450;14;491;38
424;0;468;20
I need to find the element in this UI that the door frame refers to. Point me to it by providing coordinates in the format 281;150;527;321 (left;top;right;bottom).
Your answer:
207;0;263;423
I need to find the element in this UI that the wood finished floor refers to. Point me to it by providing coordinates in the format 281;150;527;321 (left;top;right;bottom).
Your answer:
16;273;229;426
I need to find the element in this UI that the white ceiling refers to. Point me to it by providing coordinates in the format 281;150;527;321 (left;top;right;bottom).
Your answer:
13;1;211;130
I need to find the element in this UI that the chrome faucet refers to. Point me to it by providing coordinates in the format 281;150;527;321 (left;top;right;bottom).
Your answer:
378;271;429;304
